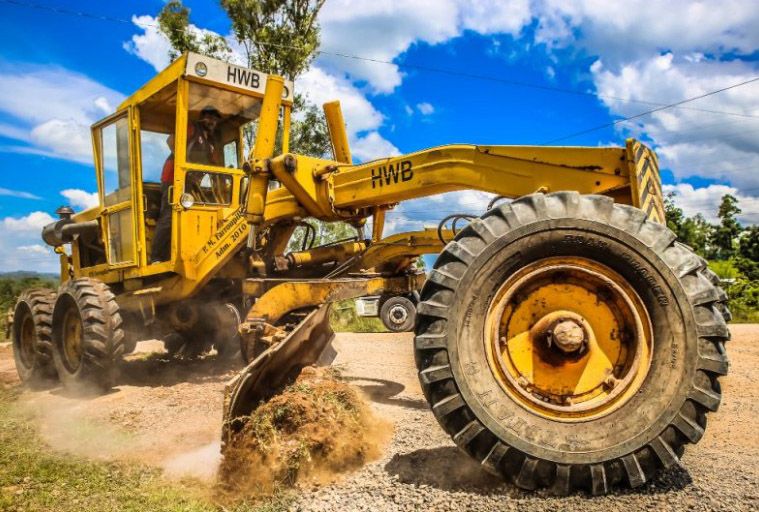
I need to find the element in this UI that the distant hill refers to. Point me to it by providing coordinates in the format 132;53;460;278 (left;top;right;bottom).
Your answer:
0;271;59;280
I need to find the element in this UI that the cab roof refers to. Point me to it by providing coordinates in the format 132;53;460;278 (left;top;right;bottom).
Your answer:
116;52;294;111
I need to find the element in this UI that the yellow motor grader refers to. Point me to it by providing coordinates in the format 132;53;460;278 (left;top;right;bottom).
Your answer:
12;52;729;495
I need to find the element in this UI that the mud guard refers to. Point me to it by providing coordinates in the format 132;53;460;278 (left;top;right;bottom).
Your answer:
222;304;336;445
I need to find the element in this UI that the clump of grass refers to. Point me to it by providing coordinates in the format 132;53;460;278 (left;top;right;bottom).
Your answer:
220;367;391;495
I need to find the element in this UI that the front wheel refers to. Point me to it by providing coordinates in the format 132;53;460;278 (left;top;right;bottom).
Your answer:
380;296;416;332
415;192;729;495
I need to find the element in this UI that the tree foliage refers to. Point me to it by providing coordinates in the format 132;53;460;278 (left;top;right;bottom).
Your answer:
664;193;712;257
157;1;232;61
220;0;326;81
667;192;757;322
710;194;742;259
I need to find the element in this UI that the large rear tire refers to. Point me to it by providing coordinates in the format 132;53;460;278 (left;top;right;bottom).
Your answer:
415;192;729;495
12;288;57;383
51;278;125;391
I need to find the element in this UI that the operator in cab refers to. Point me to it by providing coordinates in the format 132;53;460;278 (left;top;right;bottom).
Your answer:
150;106;223;263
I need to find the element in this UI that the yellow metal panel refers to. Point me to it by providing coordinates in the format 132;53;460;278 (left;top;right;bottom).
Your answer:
324;101;352;164
281;104;291;154
252;76;284;160
269;154;334;218
354;228;447;272
332;144;630;209
625;139;666;224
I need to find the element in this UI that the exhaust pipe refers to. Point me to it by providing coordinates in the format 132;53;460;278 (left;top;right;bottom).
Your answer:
42;218;100;247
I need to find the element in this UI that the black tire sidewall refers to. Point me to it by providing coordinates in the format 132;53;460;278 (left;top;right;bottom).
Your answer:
11;301;37;380
447;219;698;465
51;291;88;386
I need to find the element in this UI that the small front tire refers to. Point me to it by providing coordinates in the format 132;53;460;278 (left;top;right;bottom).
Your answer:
380;296;416;332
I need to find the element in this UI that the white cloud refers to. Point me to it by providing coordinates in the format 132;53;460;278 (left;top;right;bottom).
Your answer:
61;189;99;211
0;63;124;164
592;54;759;189
352;132;400;162
0;187;40;200
664;183;759;225
123;15;173;72
318;0;532;94
534;0;759;65
2;211;55;233
2;211;55;232
297;66;383;133
0;212;58;273
17;244;51;255
417;102;435;115
123;15;241;72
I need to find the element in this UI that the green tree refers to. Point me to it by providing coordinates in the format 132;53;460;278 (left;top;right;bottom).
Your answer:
220;0;326;81
710;194;742;259
682;213;713;257
738;225;759;261
664;193;712;257
157;1;232;60
664;192;685;234
287;219;359;252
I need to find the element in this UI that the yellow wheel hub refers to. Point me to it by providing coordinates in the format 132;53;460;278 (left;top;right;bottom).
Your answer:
61;307;83;372
485;257;653;421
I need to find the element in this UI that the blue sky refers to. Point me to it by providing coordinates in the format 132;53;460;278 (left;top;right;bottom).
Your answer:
0;0;758;272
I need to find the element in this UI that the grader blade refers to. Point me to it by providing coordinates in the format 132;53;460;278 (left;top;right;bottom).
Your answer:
222;304;335;444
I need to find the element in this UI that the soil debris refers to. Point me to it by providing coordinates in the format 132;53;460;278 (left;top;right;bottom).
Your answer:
220;366;391;495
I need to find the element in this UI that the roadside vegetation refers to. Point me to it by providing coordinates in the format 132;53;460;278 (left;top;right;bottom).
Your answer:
664;193;759;322
330;300;387;333
0;387;292;512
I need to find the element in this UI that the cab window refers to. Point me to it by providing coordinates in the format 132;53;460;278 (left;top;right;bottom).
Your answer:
184;171;233;205
101;116;131;206
185;82;260;167
139;82;177;183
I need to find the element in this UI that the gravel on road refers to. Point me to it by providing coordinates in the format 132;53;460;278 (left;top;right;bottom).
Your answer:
2;325;758;511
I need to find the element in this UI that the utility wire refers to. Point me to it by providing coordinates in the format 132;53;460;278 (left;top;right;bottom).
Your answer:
2;0;758;120
543;77;759;144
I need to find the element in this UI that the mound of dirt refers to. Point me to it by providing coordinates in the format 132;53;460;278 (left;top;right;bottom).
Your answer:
220;366;391;495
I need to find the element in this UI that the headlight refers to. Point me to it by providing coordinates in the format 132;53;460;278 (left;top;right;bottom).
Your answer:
180;193;195;209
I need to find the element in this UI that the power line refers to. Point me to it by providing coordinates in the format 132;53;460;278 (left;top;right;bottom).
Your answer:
543;77;759;144
2;0;758;120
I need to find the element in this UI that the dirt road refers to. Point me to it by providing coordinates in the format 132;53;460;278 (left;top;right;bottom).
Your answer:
2;325;758;511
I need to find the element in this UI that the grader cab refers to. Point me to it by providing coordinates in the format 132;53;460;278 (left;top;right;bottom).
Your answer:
12;52;729;495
